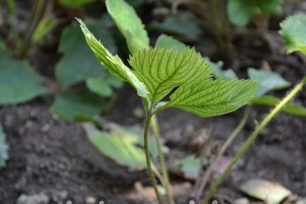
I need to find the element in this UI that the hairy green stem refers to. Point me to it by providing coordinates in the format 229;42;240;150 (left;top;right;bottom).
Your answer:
151;115;175;204
144;114;163;204
202;77;306;204
195;105;251;197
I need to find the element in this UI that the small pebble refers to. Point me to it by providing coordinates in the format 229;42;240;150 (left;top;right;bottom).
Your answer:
86;196;96;204
234;198;249;204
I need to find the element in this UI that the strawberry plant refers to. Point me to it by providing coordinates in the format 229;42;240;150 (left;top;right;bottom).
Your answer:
78;2;258;203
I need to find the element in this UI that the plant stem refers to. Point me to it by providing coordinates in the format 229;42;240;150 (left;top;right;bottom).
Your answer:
144;114;163;204
195;105;251;197
202;77;306;204
151;115;175;204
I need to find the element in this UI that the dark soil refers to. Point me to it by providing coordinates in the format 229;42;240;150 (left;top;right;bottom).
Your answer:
0;90;305;204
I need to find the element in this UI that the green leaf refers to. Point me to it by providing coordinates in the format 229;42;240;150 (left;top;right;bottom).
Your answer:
50;91;102;120
227;0;283;26
56;19;116;87
129;48;212;105
152;15;201;40
174;155;201;179
206;58;238;80
279;14;306;54
252;95;306;117
89;131;146;168
58;0;94;8
106;123;161;159
78;19;149;105
106;0;149;54
0;56;47;105
227;0;255;26
248;68;290;96
165;79;258;117
0;125;8;169
86;74;124;97
32;16;57;44
155;34;185;51
240;178;291;204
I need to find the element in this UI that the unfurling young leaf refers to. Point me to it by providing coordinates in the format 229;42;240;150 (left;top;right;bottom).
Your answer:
78;19;149;105
279;14;306;54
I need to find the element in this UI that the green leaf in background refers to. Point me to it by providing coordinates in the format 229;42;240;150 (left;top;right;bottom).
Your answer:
248;68;290;96
58;0;94;8
279;14;306;54
129;48;212;105
56;19;116;87
152;15;201;40
86;74;124;97
89;131;147;168
32;16;57;44
174;155;201;179
252;95;306;117
106;123;161;159
0;56;47;105
126;0;144;7
206;58;238;80
227;0;255;26
78;19;149;105
239;178;291;204
155;34;185;51
106;0;149;54
0;125;8;169
50;91;102;120
165;79;258;117
227;0;283;27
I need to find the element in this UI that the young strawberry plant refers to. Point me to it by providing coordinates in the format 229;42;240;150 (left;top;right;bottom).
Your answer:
77;2;258;203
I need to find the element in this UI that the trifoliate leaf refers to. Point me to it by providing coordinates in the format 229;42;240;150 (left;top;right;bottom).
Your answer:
248;68;290;96
164;79;258;117
280;14;306;54
56;19;116;87
78;19;149;105
50;91;102;120
252;95;306;117
240;178;291;204
0;56;47;105
129;48;212;105
0;125;8;169
106;0;149;54
155;34;185;51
